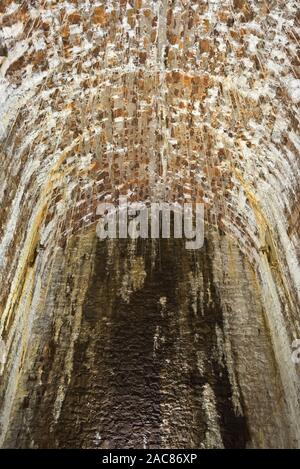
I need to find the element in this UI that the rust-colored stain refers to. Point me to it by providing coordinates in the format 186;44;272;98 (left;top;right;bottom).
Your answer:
0;0;300;450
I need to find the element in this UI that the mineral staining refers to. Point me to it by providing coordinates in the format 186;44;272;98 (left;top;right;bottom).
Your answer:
0;0;300;448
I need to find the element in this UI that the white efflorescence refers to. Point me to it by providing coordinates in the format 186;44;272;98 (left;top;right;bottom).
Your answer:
0;0;299;448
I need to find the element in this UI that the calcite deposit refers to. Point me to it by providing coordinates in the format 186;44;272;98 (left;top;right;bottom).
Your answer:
0;0;300;448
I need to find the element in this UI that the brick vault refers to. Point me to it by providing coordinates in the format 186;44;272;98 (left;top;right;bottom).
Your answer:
0;0;300;448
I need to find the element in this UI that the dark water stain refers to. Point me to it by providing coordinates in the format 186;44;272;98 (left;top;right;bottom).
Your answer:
50;236;248;448
9;235;249;448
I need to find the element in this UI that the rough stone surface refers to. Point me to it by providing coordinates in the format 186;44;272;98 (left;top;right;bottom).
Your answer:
0;0;300;448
